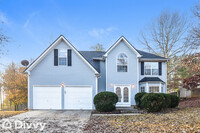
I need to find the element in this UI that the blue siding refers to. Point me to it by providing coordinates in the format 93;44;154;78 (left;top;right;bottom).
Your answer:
98;60;106;92
106;40;138;105
29;40;97;109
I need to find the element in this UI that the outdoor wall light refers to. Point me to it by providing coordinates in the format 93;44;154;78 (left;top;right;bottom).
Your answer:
131;84;135;88
61;83;65;88
110;83;114;87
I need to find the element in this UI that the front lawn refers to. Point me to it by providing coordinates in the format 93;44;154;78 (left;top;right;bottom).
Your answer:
0;111;25;119
84;107;200;132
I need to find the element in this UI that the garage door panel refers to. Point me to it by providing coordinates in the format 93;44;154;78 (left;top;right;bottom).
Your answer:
33;86;62;109
64;86;92;110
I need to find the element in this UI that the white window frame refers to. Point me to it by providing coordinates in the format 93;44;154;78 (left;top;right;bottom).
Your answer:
114;85;131;107
140;86;145;92
144;62;159;75
58;49;67;66
149;86;160;93
116;53;128;72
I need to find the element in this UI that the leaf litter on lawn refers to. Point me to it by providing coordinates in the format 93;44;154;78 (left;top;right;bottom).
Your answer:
84;108;200;133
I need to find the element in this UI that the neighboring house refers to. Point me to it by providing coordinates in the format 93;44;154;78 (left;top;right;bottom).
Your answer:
24;35;168;110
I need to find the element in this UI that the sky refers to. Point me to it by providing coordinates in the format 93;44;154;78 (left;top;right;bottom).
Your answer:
0;0;198;71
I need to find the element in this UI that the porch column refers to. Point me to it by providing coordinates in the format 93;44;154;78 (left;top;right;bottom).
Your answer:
146;82;149;93
159;82;162;93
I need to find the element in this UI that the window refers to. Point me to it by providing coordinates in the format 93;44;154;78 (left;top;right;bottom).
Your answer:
149;86;159;93
117;53;127;72
140;87;145;92
161;86;164;93
123;87;129;102
116;87;121;102
59;49;67;66
144;62;158;75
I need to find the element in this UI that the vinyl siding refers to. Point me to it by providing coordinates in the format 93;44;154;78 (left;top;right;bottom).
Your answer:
28;40;97;109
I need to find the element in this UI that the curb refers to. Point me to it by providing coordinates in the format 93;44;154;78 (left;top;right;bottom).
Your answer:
91;113;142;116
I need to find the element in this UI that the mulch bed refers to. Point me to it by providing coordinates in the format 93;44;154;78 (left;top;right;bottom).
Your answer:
179;97;200;108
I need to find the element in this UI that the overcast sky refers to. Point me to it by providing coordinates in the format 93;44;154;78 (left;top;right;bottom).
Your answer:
0;0;198;72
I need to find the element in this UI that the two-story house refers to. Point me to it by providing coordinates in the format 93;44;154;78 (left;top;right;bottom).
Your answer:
24;35;168;110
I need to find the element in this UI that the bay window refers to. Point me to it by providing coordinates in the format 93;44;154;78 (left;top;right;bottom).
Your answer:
149;86;159;93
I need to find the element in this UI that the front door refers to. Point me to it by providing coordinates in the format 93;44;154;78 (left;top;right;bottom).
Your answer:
114;85;131;106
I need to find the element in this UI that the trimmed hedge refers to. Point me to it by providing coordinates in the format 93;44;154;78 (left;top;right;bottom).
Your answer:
170;95;180;108
141;93;165;112
135;92;180;112
160;93;172;108
94;91;118;112
135;92;147;109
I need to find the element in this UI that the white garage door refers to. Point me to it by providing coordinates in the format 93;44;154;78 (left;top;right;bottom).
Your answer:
64;86;92;110
33;86;62;109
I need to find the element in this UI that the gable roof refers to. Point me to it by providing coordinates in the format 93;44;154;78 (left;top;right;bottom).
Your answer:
139;77;165;83
24;35;99;74
79;51;105;73
104;36;142;57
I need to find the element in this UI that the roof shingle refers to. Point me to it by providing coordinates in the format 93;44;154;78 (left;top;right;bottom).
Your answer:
139;77;165;83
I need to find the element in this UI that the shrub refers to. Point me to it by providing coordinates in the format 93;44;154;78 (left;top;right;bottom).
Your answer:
160;93;172;108
135;92;147;109
94;91;118;112
141;93;165;112
170;95;180;108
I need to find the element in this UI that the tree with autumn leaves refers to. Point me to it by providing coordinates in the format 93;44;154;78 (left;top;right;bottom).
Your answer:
0;62;27;110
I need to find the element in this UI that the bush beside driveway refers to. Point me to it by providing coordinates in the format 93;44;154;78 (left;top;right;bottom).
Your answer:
84;108;200;132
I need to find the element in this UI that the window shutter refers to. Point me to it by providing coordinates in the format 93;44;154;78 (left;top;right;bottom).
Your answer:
54;49;58;66
141;62;144;75
159;62;162;75
68;49;72;66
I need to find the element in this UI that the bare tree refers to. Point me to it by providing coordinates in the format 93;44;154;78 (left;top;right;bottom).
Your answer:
187;2;200;49
139;11;192;60
90;43;105;51
138;11;198;91
0;29;9;56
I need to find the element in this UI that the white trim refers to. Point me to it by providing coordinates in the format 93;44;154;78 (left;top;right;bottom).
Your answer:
137;57;139;93
114;85;131;107
105;57;108;91
25;35;99;74
149;85;160;93
33;85;92;87
104;36;141;57
28;74;30;109
58;48;67;66
96;76;98;95
144;62;159;76
159;82;162;93
146;82;149;93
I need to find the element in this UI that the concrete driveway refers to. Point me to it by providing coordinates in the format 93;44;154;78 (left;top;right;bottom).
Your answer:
0;110;91;132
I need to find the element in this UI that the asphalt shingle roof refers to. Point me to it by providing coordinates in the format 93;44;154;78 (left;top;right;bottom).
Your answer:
136;50;166;59
79;51;105;73
79;50;166;73
139;77;165;83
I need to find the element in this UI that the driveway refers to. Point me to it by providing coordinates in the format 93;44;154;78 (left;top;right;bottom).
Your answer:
0;110;91;132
